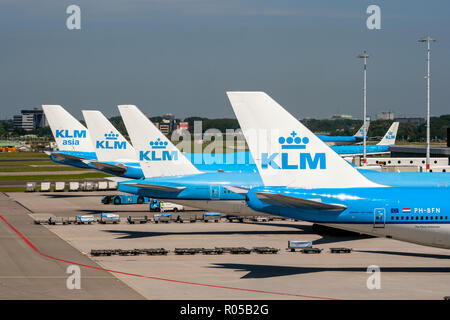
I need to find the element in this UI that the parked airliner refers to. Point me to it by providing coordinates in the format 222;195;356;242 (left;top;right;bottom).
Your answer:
228;91;450;249
331;122;399;156
317;121;369;146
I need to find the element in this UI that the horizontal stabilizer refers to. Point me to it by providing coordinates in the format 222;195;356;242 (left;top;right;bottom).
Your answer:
88;161;128;175
106;177;133;183
122;183;186;193
255;192;347;212
51;152;85;162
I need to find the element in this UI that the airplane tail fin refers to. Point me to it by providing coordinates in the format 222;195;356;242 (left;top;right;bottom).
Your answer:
118;105;200;178
227;92;383;189
42;105;93;152
354;119;370;137
377;122;399;146
82;110;137;162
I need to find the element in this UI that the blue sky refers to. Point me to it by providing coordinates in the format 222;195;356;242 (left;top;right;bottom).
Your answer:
0;0;449;120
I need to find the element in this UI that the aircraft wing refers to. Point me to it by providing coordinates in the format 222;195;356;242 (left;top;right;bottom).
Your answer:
121;183;186;193
255;192;347;212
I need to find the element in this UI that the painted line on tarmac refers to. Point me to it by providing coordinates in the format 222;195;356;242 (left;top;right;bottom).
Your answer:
0;215;339;300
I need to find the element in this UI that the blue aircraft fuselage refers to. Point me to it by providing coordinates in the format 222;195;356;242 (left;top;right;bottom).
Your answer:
246;186;450;223
244;185;450;249
118;169;450;202
118;171;262;200
317;135;363;144
331;144;391;155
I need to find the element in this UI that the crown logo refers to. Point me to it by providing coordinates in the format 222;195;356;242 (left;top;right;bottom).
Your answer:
278;131;309;149
104;131;119;140
150;138;168;149
386;131;395;139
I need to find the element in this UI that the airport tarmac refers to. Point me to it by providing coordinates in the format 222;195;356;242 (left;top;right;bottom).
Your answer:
2;192;450;300
0;192;144;299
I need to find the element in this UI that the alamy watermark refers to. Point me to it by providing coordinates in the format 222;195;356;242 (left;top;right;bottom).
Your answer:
366;265;381;290
366;5;381;30
66;265;81;290
66;5;81;30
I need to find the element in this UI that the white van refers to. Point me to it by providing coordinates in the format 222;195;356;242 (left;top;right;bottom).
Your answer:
160;202;184;212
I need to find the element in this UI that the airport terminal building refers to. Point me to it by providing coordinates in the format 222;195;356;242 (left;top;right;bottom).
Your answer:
13;108;48;131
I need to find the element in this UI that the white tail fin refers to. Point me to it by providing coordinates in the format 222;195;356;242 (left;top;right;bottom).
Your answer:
42;105;93;152
82;110;137;162
354;119;370;137
118;105;200;178
227;92;384;189
377;122;399;146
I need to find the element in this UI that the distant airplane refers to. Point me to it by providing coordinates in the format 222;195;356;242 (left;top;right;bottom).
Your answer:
331;122;399;156
228;91;450;249
317;121;370;146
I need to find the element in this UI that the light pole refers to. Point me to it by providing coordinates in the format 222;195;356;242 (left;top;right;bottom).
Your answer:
358;50;369;165
418;37;436;172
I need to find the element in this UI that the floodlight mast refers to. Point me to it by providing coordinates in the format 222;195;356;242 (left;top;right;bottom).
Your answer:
418;37;436;172
357;51;369;165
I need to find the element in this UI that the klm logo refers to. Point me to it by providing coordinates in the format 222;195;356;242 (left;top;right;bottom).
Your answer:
139;138;178;161
55;129;86;146
261;131;326;170
96;131;126;149
385;131;395;140
55;129;86;138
